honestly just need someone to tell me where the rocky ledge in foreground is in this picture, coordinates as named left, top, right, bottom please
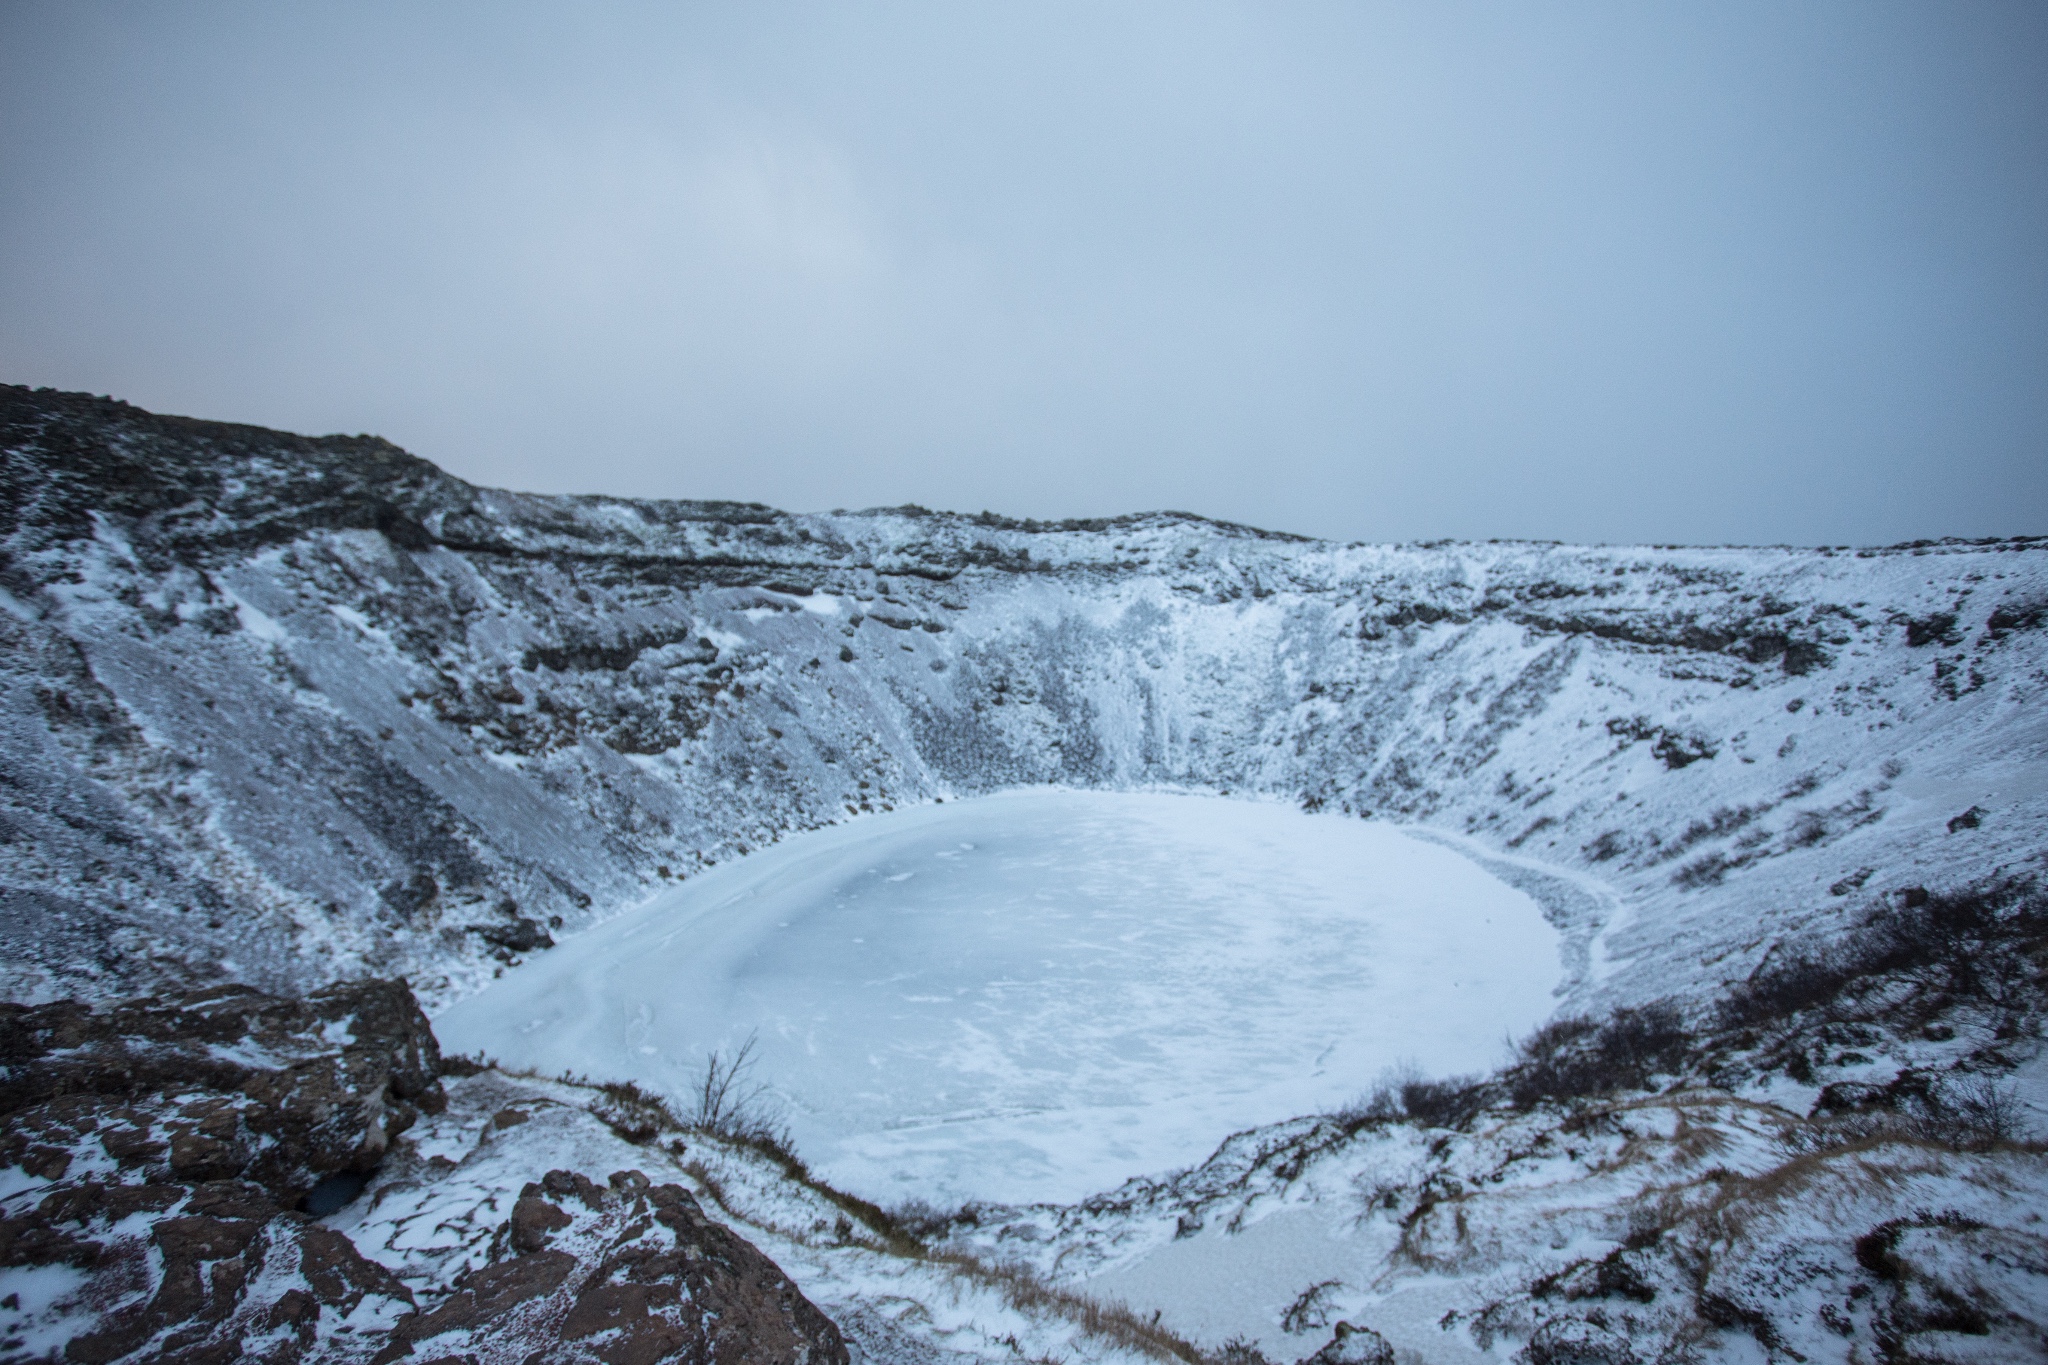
left=0, top=980, right=848, bottom=1365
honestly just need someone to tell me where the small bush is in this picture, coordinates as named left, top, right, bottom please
left=1399, top=1076, right=1491, bottom=1129
left=1334, top=1065, right=1492, bottom=1131
left=1651, top=729, right=1717, bottom=770
left=1983, top=598, right=2046, bottom=642
left=1719, top=875, right=2047, bottom=1031
left=1809, top=1070, right=2034, bottom=1152
left=1281, top=1280, right=1344, bottom=1334
left=687, top=1032, right=796, bottom=1151
left=890, top=1197, right=982, bottom=1241
left=1672, top=853, right=1731, bottom=889
left=1937, top=1074, right=2031, bottom=1147
left=590, top=1078, right=682, bottom=1144
left=1902, top=611, right=1960, bottom=648
left=1583, top=830, right=1628, bottom=863
left=1508, top=1003, right=1689, bottom=1109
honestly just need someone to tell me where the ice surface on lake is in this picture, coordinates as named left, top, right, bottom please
left=437, top=790, right=1561, bottom=1205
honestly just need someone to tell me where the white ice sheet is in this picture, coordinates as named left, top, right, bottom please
left=437, top=790, right=1561, bottom=1205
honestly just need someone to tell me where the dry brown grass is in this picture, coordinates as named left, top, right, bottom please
left=923, top=1249, right=1207, bottom=1364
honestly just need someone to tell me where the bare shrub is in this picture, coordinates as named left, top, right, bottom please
left=1582, top=830, right=1628, bottom=863
left=1719, top=874, right=2047, bottom=1031
left=1937, top=1074, right=2032, bottom=1147
left=1672, top=852, right=1731, bottom=889
left=889, top=1197, right=984, bottom=1241
left=1801, top=1068, right=2037, bottom=1154
left=1282, top=1279, right=1344, bottom=1334
left=1335, top=1064, right=1417, bottom=1129
left=1507, top=1003, right=1689, bottom=1109
left=1399, top=1075, right=1491, bottom=1129
left=689, top=1033, right=776, bottom=1136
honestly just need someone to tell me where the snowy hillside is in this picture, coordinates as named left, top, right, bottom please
left=4, top=384, right=2046, bottom=1362
left=4, top=384, right=2042, bottom=1017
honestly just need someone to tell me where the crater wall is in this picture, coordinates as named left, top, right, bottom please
left=4, top=384, right=2044, bottom=1015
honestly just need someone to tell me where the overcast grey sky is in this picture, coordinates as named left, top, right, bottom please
left=2, top=3, right=2043, bottom=545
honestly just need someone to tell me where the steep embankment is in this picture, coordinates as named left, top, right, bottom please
left=2, top=384, right=2044, bottom=1018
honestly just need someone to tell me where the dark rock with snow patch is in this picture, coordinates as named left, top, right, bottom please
left=0, top=982, right=847, bottom=1365
left=0, top=978, right=444, bottom=1203
left=385, top=1167, right=849, bottom=1365
left=0, top=1177, right=415, bottom=1363
left=0, top=981, right=441, bottom=1360
left=0, top=984, right=846, bottom=1364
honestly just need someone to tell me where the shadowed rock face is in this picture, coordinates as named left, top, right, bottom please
left=0, top=982, right=847, bottom=1364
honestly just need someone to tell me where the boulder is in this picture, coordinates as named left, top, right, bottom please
left=0, top=981, right=438, bottom=1360
left=0, top=978, right=445, bottom=1203
left=382, top=1167, right=850, bottom=1365
left=1, top=1177, right=415, bottom=1363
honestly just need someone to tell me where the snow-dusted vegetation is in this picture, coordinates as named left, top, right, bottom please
left=3, top=385, right=2045, bottom=1362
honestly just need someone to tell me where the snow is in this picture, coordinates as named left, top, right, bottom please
left=335, top=1069, right=1176, bottom=1365
left=9, top=393, right=2048, bottom=1360
left=0, top=1261, right=94, bottom=1361
left=438, top=789, right=1562, bottom=1205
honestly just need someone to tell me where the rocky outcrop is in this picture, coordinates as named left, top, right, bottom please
left=0, top=980, right=438, bottom=1360
left=0, top=983, right=847, bottom=1364
left=0, top=979, right=444, bottom=1204
left=1, top=1177, right=416, bottom=1363
left=383, top=1168, right=849, bottom=1365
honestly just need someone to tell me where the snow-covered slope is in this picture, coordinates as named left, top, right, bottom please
left=4, top=384, right=2047, bottom=1362
left=4, top=384, right=2042, bottom=1017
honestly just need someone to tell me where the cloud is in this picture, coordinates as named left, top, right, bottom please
left=1, top=1, right=2043, bottom=544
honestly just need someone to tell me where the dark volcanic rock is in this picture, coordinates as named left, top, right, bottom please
left=384, top=1167, right=849, bottom=1365
left=1, top=1177, right=415, bottom=1364
left=0, top=981, right=436, bottom=1361
left=0, top=978, right=444, bottom=1203
left=0, top=983, right=848, bottom=1364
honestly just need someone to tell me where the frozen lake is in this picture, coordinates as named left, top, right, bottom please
left=437, top=790, right=1561, bottom=1205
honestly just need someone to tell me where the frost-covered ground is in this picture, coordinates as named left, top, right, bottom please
left=330, top=1066, right=1195, bottom=1365
left=5, top=387, right=2047, bottom=1361
left=437, top=790, right=1561, bottom=1205
left=316, top=1039, right=2048, bottom=1365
